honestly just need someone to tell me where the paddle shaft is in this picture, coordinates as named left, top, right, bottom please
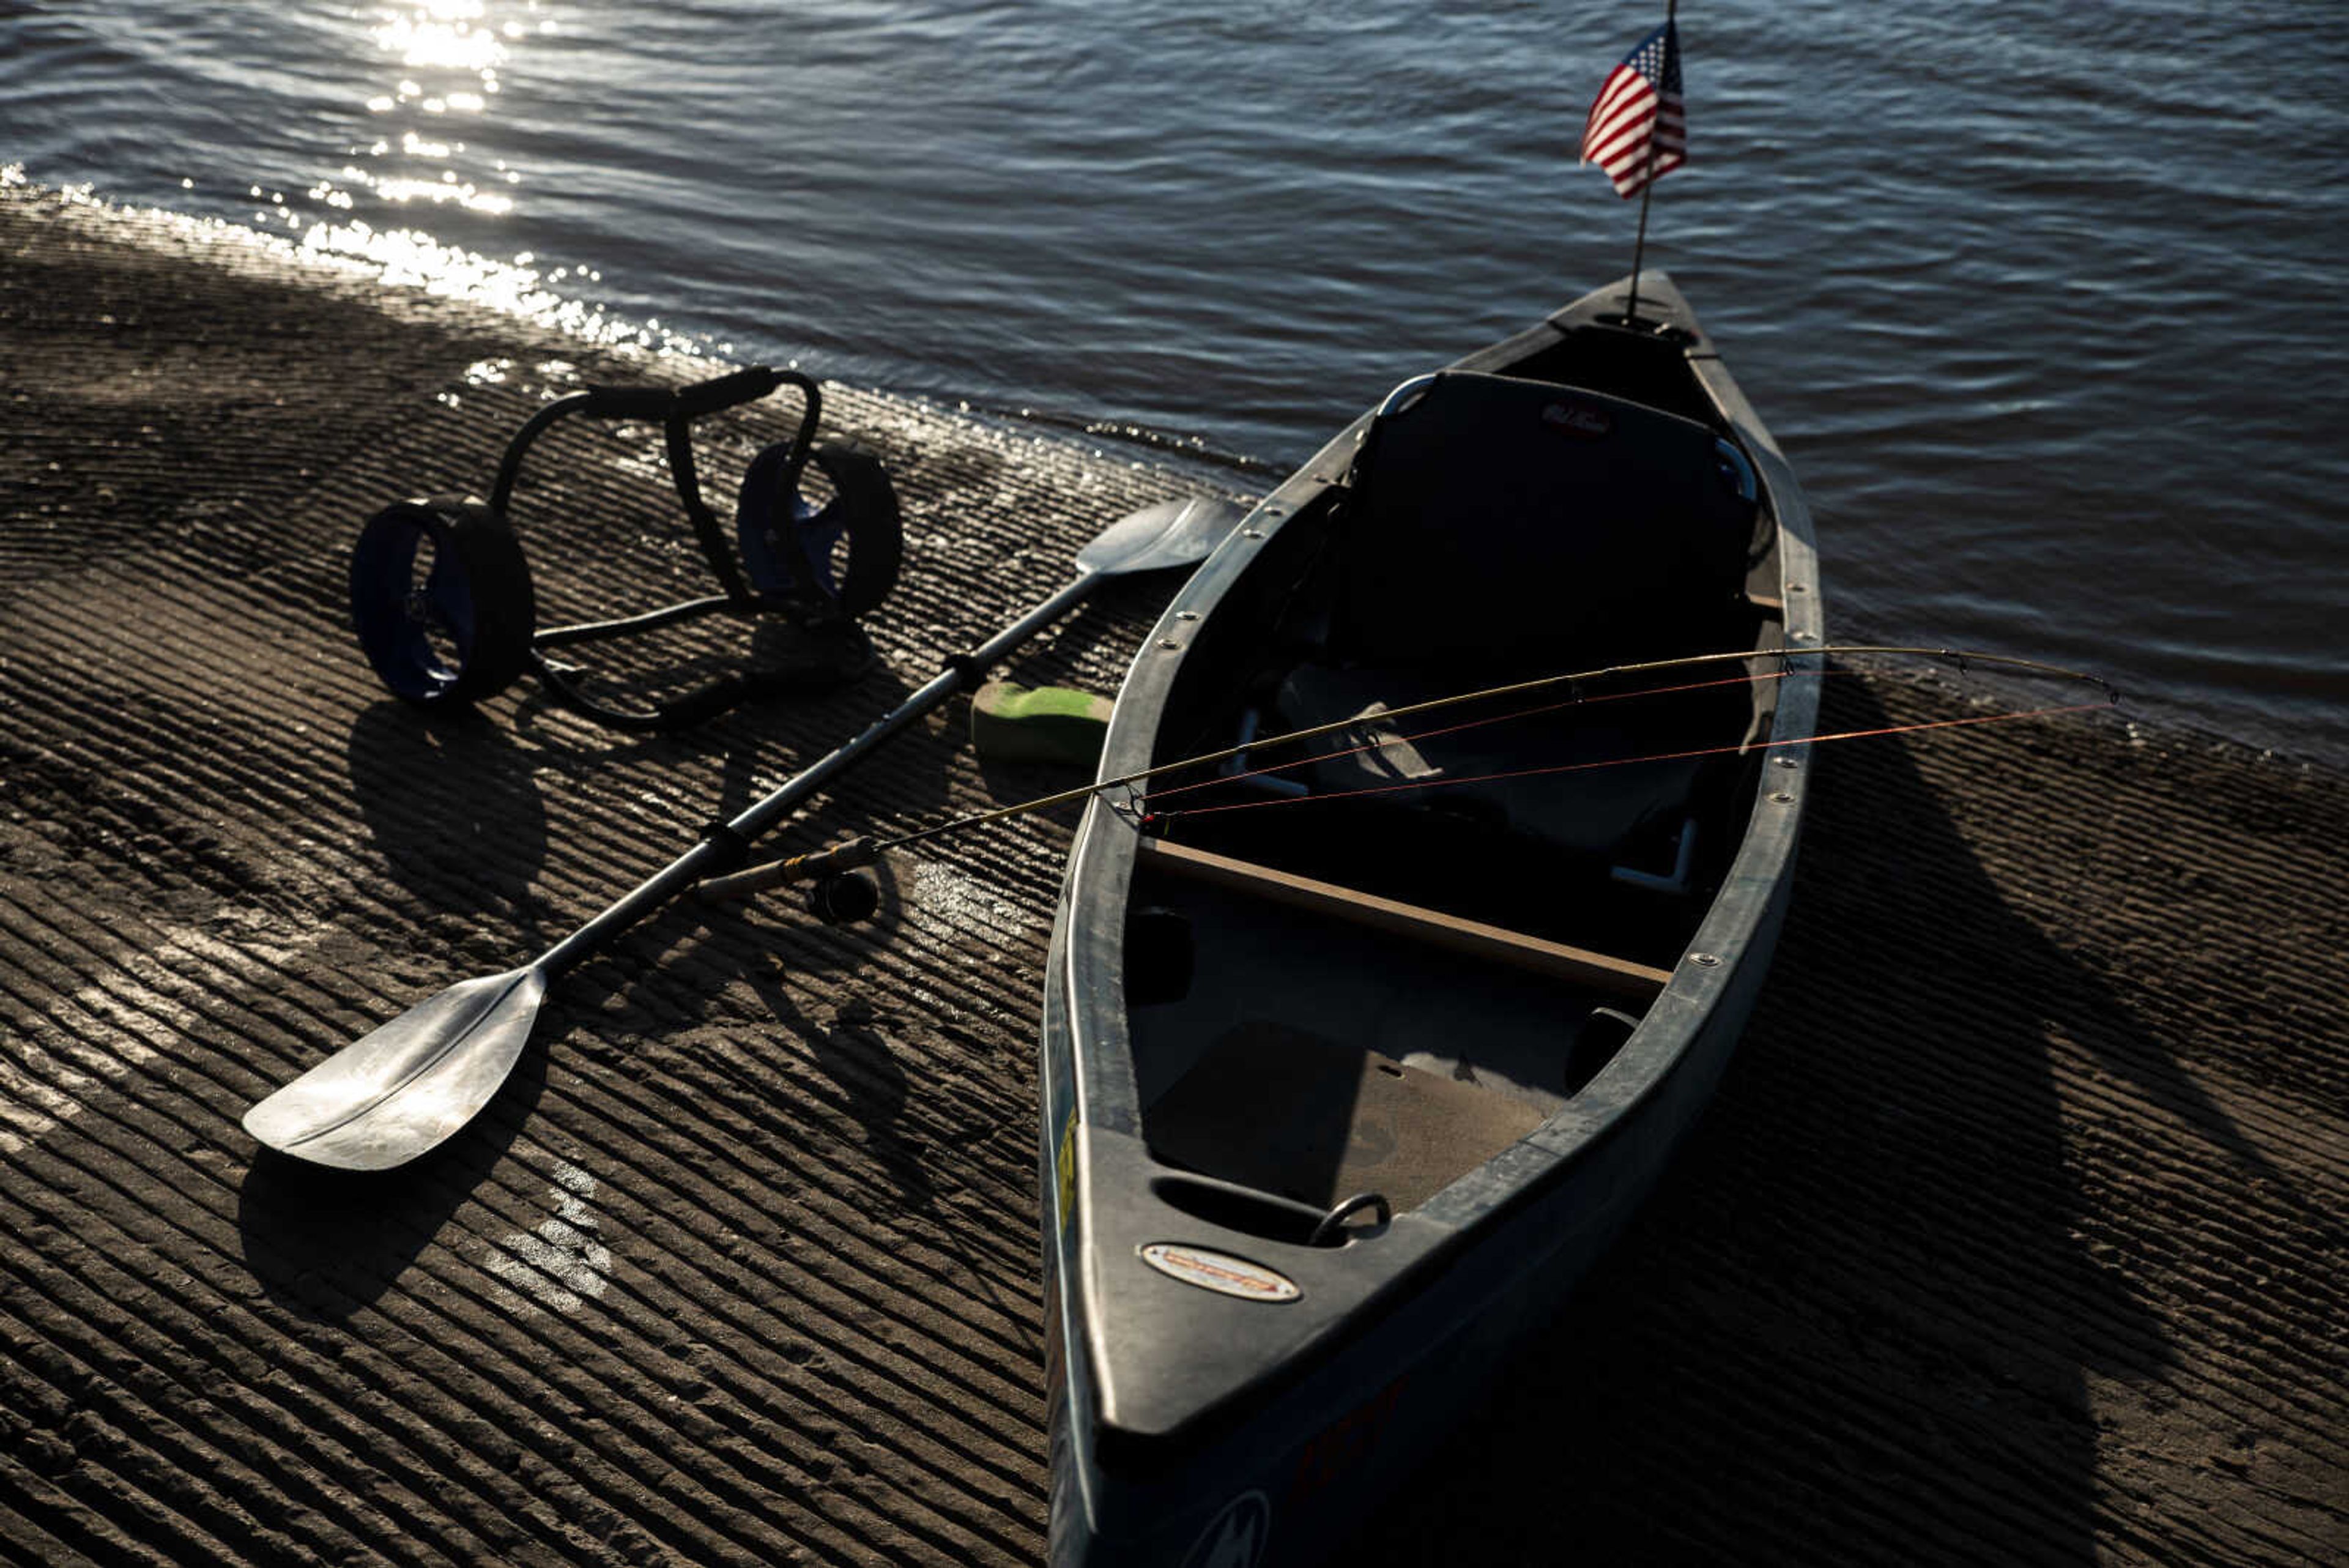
left=533, top=568, right=1105, bottom=976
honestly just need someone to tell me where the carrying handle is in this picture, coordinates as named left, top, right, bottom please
left=673, top=365, right=790, bottom=418
left=1308, top=1191, right=1393, bottom=1247
left=577, top=365, right=796, bottom=422
left=488, top=366, right=820, bottom=525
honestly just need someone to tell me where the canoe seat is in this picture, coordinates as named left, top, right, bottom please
left=1266, top=661, right=1757, bottom=869
left=1263, top=374, right=1762, bottom=870
left=1332, top=371, right=1757, bottom=672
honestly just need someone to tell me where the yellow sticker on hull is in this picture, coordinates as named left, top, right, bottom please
left=1055, top=1109, right=1077, bottom=1235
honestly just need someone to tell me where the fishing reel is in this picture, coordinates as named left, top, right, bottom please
left=349, top=365, right=902, bottom=732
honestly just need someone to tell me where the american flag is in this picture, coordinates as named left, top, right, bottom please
left=1580, top=21, right=1685, bottom=199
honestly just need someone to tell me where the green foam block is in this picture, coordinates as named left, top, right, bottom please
left=970, top=680, right=1113, bottom=769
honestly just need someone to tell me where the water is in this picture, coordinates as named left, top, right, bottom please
left=7, top=0, right=2345, bottom=760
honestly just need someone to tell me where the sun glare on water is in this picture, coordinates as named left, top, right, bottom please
left=318, top=1, right=525, bottom=217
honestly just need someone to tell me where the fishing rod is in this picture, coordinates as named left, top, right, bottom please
left=692, top=643, right=2122, bottom=901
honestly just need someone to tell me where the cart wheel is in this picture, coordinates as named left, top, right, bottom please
left=350, top=497, right=537, bottom=707
left=736, top=440, right=902, bottom=618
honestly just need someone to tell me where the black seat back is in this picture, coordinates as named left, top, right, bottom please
left=1334, top=372, right=1756, bottom=670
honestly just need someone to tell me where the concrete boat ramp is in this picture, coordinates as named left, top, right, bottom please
left=2, top=186, right=2341, bottom=1565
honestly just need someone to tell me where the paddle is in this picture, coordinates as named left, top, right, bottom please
left=242, top=494, right=1247, bottom=1172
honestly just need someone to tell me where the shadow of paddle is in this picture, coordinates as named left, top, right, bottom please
left=233, top=1035, right=548, bottom=1324
left=551, top=804, right=942, bottom=1217
left=1336, top=674, right=2183, bottom=1566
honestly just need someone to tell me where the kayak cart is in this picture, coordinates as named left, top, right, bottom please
left=349, top=365, right=901, bottom=732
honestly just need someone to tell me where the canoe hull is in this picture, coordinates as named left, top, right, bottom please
left=1041, top=271, right=1823, bottom=1567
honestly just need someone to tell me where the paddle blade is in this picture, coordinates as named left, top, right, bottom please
left=1074, top=496, right=1246, bottom=576
left=242, top=965, right=547, bottom=1171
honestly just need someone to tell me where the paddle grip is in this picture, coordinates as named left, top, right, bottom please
left=694, top=834, right=877, bottom=902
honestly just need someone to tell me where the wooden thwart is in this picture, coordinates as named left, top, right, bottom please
left=1134, top=837, right=1672, bottom=999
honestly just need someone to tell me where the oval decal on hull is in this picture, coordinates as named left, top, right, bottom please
left=1138, top=1243, right=1301, bottom=1303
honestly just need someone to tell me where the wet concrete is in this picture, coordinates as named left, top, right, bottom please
left=2, top=185, right=2342, bottom=1566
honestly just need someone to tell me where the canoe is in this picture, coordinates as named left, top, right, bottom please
left=1037, top=271, right=1822, bottom=1567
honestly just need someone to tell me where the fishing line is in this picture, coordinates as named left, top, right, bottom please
left=1141, top=699, right=2115, bottom=825
left=692, top=644, right=2121, bottom=901
left=878, top=645, right=2113, bottom=850
left=872, top=657, right=1813, bottom=853
left=1143, top=664, right=1857, bottom=805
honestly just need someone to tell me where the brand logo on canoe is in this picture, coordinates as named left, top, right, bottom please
left=1181, top=1490, right=1272, bottom=1568
left=1543, top=400, right=1612, bottom=438
left=1138, top=1243, right=1301, bottom=1303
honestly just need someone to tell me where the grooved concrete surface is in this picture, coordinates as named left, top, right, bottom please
left=2, top=187, right=2342, bottom=1566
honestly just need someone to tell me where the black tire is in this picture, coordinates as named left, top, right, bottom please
left=807, top=441, right=902, bottom=619
left=735, top=440, right=903, bottom=618
left=349, top=497, right=537, bottom=707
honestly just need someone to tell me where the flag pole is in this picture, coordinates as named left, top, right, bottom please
left=1621, top=0, right=1677, bottom=327
left=1624, top=179, right=1657, bottom=325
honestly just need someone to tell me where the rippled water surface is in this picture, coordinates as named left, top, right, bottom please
left=7, top=0, right=2345, bottom=757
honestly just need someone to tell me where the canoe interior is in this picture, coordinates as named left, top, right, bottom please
left=1121, top=320, right=1790, bottom=1227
